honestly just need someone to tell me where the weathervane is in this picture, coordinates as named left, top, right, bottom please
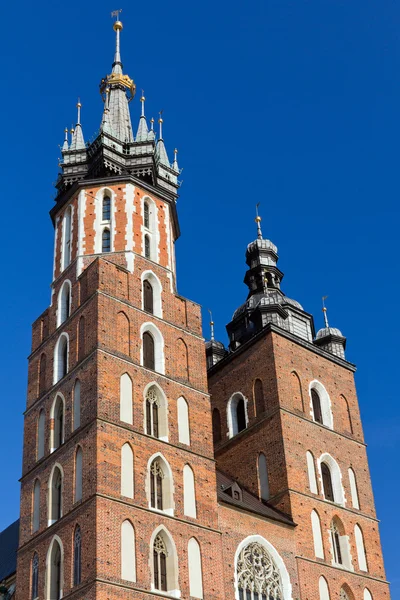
left=322, top=296, right=329, bottom=328
left=111, top=8, right=122, bottom=20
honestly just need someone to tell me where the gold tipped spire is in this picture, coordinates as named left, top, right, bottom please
left=322, top=296, right=329, bottom=328
left=158, top=111, right=164, bottom=138
left=111, top=9, right=123, bottom=30
left=208, top=309, right=215, bottom=341
left=255, top=203, right=263, bottom=240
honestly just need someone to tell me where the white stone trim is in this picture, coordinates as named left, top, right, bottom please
left=56, top=280, right=72, bottom=327
left=309, top=379, right=334, bottom=429
left=52, top=216, right=60, bottom=288
left=76, top=189, right=86, bottom=277
left=149, top=525, right=180, bottom=598
left=141, top=195, right=160, bottom=263
left=143, top=381, right=169, bottom=441
left=234, top=535, right=293, bottom=600
left=47, top=463, right=64, bottom=526
left=141, top=270, right=163, bottom=318
left=348, top=467, right=360, bottom=509
left=306, top=450, right=318, bottom=494
left=311, top=509, right=324, bottom=559
left=146, top=452, right=175, bottom=516
left=140, top=321, right=165, bottom=374
left=45, top=535, right=64, bottom=599
left=53, top=332, right=69, bottom=384
left=93, top=187, right=116, bottom=254
left=317, top=452, right=346, bottom=506
left=49, top=392, right=66, bottom=452
left=227, top=392, right=249, bottom=438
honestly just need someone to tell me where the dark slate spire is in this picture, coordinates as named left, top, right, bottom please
left=314, top=298, right=346, bottom=359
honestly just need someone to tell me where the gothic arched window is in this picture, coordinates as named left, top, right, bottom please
left=143, top=280, right=154, bottom=313
left=73, top=526, right=82, bottom=586
left=102, top=195, right=111, bottom=221
left=63, top=207, right=72, bottom=270
left=31, top=552, right=39, bottom=599
left=153, top=534, right=168, bottom=592
left=236, top=542, right=284, bottom=600
left=143, top=331, right=155, bottom=370
left=144, top=201, right=150, bottom=229
left=145, top=234, right=151, bottom=259
left=330, top=521, right=343, bottom=565
left=49, top=466, right=63, bottom=525
left=321, top=462, right=334, bottom=502
left=237, top=398, right=246, bottom=433
left=48, top=538, right=62, bottom=599
left=146, top=387, right=159, bottom=437
left=102, top=228, right=111, bottom=253
left=33, top=479, right=40, bottom=533
left=54, top=334, right=69, bottom=384
left=311, top=389, right=323, bottom=424
left=58, top=280, right=71, bottom=326
left=37, top=409, right=45, bottom=460
left=51, top=395, right=64, bottom=451
left=150, top=460, right=164, bottom=510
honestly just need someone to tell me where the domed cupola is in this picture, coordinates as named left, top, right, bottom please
left=205, top=313, right=227, bottom=369
left=314, top=299, right=346, bottom=359
left=227, top=210, right=314, bottom=350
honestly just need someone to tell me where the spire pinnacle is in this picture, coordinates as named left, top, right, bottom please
left=173, top=148, right=179, bottom=172
left=208, top=309, right=215, bottom=341
left=111, top=10, right=123, bottom=69
left=70, top=99, right=85, bottom=151
left=150, top=118, right=154, bottom=131
left=136, top=91, right=149, bottom=142
left=76, top=99, right=82, bottom=125
left=322, top=296, right=329, bottom=328
left=255, top=203, right=263, bottom=240
left=62, top=127, right=69, bottom=151
left=141, top=91, right=145, bottom=116
left=158, top=111, right=164, bottom=139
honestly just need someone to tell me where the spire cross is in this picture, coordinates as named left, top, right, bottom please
left=208, top=309, right=215, bottom=341
left=322, top=296, right=329, bottom=328
left=255, top=203, right=263, bottom=240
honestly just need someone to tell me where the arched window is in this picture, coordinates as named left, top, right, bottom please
left=188, top=538, right=203, bottom=599
left=144, top=384, right=168, bottom=440
left=49, top=466, right=63, bottom=525
left=340, top=394, right=353, bottom=434
left=51, top=395, right=64, bottom=452
left=236, top=541, right=285, bottom=600
left=37, top=409, right=45, bottom=460
left=121, top=520, right=136, bottom=582
left=144, top=201, right=150, bottom=229
left=57, top=281, right=71, bottom=326
left=212, top=408, right=222, bottom=444
left=31, top=552, right=39, bottom=599
left=176, top=338, right=189, bottom=381
left=340, top=585, right=355, bottom=600
left=141, top=324, right=165, bottom=373
left=121, top=443, right=134, bottom=499
left=319, top=576, right=330, bottom=600
left=75, top=447, right=83, bottom=502
left=364, top=589, right=373, bottom=600
left=143, top=279, right=154, bottom=313
left=53, top=334, right=69, bottom=384
left=63, top=207, right=72, bottom=270
left=78, top=315, right=85, bottom=361
left=102, top=195, right=111, bottom=221
left=120, top=373, right=133, bottom=424
left=177, top=397, right=190, bottom=445
left=102, top=228, right=111, bottom=252
left=73, top=526, right=81, bottom=586
left=145, top=234, right=151, bottom=259
left=354, top=524, right=368, bottom=571
left=330, top=517, right=352, bottom=569
left=33, top=479, right=40, bottom=533
left=39, top=353, right=47, bottom=396
left=348, top=468, right=360, bottom=509
left=151, top=530, right=179, bottom=594
left=290, top=371, right=304, bottom=412
left=258, top=453, right=269, bottom=501
left=321, top=462, right=334, bottom=502
left=331, top=520, right=343, bottom=564
left=143, top=331, right=155, bottom=370
left=149, top=455, right=173, bottom=514
left=73, top=380, right=81, bottom=431
left=306, top=451, right=318, bottom=494
left=117, top=311, right=130, bottom=356
left=228, top=393, right=247, bottom=437
left=183, top=464, right=196, bottom=518
left=310, top=381, right=333, bottom=429
left=311, top=389, right=323, bottom=424
left=153, top=534, right=168, bottom=592
left=46, top=538, right=63, bottom=599
left=311, top=510, right=324, bottom=559
left=253, top=378, right=264, bottom=416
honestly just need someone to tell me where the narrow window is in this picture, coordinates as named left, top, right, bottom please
left=145, top=387, right=160, bottom=437
left=183, top=464, right=197, bottom=518
left=78, top=315, right=85, bottom=361
left=212, top=408, right=221, bottom=444
left=39, top=353, right=47, bottom=396
left=253, top=378, right=264, bottom=416
left=102, top=228, right=111, bottom=252
left=364, top=589, right=373, bottom=600
left=312, top=389, right=323, bottom=424
left=120, top=373, right=133, bottom=425
left=37, top=409, right=45, bottom=460
left=73, top=380, right=81, bottom=431
left=49, top=467, right=63, bottom=524
left=102, top=195, right=111, bottom=221
left=355, top=524, right=368, bottom=571
left=144, top=201, right=150, bottom=229
left=311, top=510, right=324, bottom=558
left=306, top=451, right=318, bottom=494
left=330, top=521, right=343, bottom=564
left=236, top=398, right=246, bottom=432
left=143, top=280, right=154, bottom=313
left=143, top=331, right=155, bottom=370
left=48, top=539, right=62, bottom=599
left=63, top=207, right=72, bottom=269
left=150, top=460, right=164, bottom=510
left=153, top=535, right=168, bottom=592
left=33, top=480, right=40, bottom=533
left=121, top=443, right=134, bottom=498
left=177, top=397, right=190, bottom=445
left=54, top=334, right=69, bottom=383
left=31, top=552, right=39, bottom=599
left=145, top=234, right=151, bottom=259
left=75, top=447, right=83, bottom=502
left=321, top=462, right=334, bottom=502
left=188, top=538, right=203, bottom=599
left=258, top=453, right=269, bottom=500
left=73, top=526, right=81, bottom=586
left=52, top=396, right=64, bottom=451
left=58, top=281, right=71, bottom=326
left=319, top=576, right=330, bottom=600
left=121, top=520, right=136, bottom=582
left=348, top=467, right=360, bottom=509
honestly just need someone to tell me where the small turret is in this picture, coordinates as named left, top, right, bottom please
left=205, top=311, right=227, bottom=369
left=314, top=297, right=346, bottom=359
left=70, top=101, right=85, bottom=151
left=136, top=92, right=149, bottom=142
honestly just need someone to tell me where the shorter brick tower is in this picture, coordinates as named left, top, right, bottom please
left=207, top=217, right=391, bottom=600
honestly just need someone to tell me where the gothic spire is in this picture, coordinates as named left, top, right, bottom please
left=156, top=113, right=170, bottom=167
left=99, top=18, right=135, bottom=142
left=70, top=101, right=85, bottom=151
left=136, top=92, right=149, bottom=142
left=62, top=128, right=69, bottom=151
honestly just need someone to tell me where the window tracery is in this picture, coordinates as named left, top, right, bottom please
left=153, top=534, right=168, bottom=591
left=146, top=387, right=159, bottom=437
left=237, top=542, right=283, bottom=600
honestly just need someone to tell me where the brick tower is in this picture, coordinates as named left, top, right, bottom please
left=207, top=217, right=391, bottom=600
left=16, top=18, right=223, bottom=600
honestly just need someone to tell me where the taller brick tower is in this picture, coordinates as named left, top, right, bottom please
left=16, top=19, right=223, bottom=600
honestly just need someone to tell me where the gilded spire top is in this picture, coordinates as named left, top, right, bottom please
left=208, top=309, right=215, bottom=341
left=255, top=203, right=263, bottom=240
left=322, top=296, right=329, bottom=328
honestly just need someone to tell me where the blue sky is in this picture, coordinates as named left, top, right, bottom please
left=0, top=0, right=399, bottom=594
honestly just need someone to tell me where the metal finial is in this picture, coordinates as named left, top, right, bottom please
left=322, top=296, right=329, bottom=328
left=76, top=99, right=82, bottom=125
left=150, top=117, right=154, bottom=131
left=111, top=9, right=123, bottom=30
left=140, top=90, right=145, bottom=117
left=64, top=127, right=68, bottom=141
left=158, top=111, right=164, bottom=139
left=208, top=309, right=215, bottom=341
left=255, top=203, right=263, bottom=240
